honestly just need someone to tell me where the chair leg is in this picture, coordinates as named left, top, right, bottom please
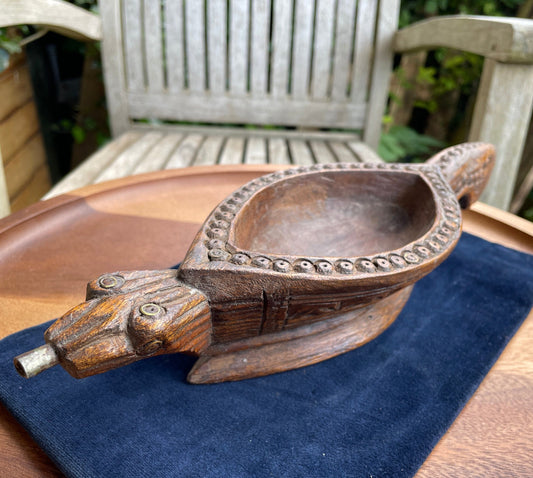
left=469, top=59, right=533, bottom=210
left=510, top=164, right=533, bottom=214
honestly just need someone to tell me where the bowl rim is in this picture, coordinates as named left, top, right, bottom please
left=183, top=162, right=463, bottom=279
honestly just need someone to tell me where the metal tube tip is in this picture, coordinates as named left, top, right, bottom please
left=14, top=344, right=59, bottom=378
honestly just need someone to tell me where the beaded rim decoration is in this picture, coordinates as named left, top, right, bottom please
left=201, top=160, right=462, bottom=277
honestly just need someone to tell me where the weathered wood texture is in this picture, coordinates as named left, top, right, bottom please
left=395, top=15, right=533, bottom=210
left=0, top=55, right=51, bottom=214
left=395, top=16, right=533, bottom=63
left=1, top=1, right=532, bottom=218
left=43, top=132, right=378, bottom=199
left=0, top=166, right=531, bottom=477
left=0, top=0, right=101, bottom=42
left=100, top=0, right=399, bottom=144
left=470, top=60, right=533, bottom=208
left=510, top=106, right=533, bottom=213
left=512, top=162, right=533, bottom=213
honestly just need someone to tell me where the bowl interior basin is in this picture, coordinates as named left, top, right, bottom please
left=232, top=170, right=437, bottom=257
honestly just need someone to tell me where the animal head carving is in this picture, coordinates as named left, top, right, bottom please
left=42, top=270, right=211, bottom=378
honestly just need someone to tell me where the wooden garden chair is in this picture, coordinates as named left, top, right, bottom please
left=1, top=0, right=532, bottom=219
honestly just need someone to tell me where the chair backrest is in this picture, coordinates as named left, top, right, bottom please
left=100, top=0, right=400, bottom=148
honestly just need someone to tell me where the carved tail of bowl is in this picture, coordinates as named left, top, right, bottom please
left=427, top=142, right=495, bottom=208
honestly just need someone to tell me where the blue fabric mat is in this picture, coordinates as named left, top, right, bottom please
left=0, top=233, right=532, bottom=478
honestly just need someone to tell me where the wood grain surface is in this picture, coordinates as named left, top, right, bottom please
left=0, top=55, right=51, bottom=213
left=0, top=165, right=531, bottom=477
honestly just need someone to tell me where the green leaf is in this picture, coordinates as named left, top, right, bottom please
left=425, top=0, right=438, bottom=14
left=378, top=133, right=407, bottom=162
left=416, top=67, right=437, bottom=85
left=71, top=125, right=86, bottom=144
left=379, top=125, right=445, bottom=163
left=60, top=119, right=73, bottom=130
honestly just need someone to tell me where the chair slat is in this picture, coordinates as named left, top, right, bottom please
left=132, top=133, right=184, bottom=174
left=94, top=132, right=164, bottom=182
left=219, top=137, right=246, bottom=164
left=207, top=0, right=226, bottom=93
left=164, top=0, right=184, bottom=93
left=311, top=0, right=335, bottom=99
left=244, top=137, right=267, bottom=164
left=351, top=0, right=378, bottom=103
left=309, top=140, right=336, bottom=163
left=229, top=0, right=250, bottom=95
left=100, top=0, right=129, bottom=135
left=328, top=141, right=359, bottom=163
left=143, top=0, right=164, bottom=92
left=45, top=132, right=143, bottom=198
left=192, top=136, right=225, bottom=166
left=330, top=0, right=357, bottom=100
left=291, top=0, right=314, bottom=99
left=268, top=138, right=290, bottom=164
left=270, top=0, right=293, bottom=99
left=184, top=0, right=205, bottom=92
left=128, top=92, right=366, bottom=129
left=122, top=0, right=144, bottom=91
left=250, top=0, right=271, bottom=96
left=100, top=0, right=398, bottom=147
left=288, top=139, right=314, bottom=165
left=165, top=134, right=203, bottom=168
left=364, top=0, right=400, bottom=149
left=346, top=141, right=384, bottom=163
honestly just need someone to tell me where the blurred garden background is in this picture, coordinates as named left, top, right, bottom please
left=1, top=0, right=533, bottom=219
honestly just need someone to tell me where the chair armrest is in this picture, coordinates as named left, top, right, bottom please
left=0, top=0, right=101, bottom=42
left=395, top=15, right=533, bottom=63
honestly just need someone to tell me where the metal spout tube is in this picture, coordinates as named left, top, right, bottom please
left=14, top=344, right=59, bottom=378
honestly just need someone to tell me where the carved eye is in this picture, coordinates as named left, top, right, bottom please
left=315, top=261, right=333, bottom=275
left=273, top=259, right=291, bottom=272
left=252, top=257, right=271, bottom=269
left=231, top=253, right=250, bottom=265
left=129, top=304, right=166, bottom=355
left=98, top=274, right=124, bottom=289
left=294, top=260, right=314, bottom=273
left=336, top=260, right=353, bottom=274
left=139, top=303, right=162, bottom=316
left=374, top=258, right=392, bottom=271
left=356, top=259, right=376, bottom=273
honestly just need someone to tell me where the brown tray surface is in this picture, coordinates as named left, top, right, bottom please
left=0, top=165, right=531, bottom=477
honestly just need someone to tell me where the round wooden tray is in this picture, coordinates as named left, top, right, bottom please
left=0, top=165, right=532, bottom=477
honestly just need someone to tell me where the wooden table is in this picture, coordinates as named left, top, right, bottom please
left=0, top=165, right=531, bottom=477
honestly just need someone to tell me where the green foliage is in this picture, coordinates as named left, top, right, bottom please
left=383, top=0, right=526, bottom=165
left=397, top=0, right=526, bottom=115
left=410, top=50, right=484, bottom=114
left=522, top=206, right=533, bottom=221
left=518, top=188, right=533, bottom=221
left=68, top=0, right=98, bottom=13
left=378, top=126, right=445, bottom=162
left=0, top=26, right=31, bottom=72
left=399, top=0, right=525, bottom=27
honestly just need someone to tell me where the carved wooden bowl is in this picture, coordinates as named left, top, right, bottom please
left=232, top=169, right=437, bottom=257
left=14, top=143, right=495, bottom=384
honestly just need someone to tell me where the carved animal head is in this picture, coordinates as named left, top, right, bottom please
left=43, top=270, right=211, bottom=378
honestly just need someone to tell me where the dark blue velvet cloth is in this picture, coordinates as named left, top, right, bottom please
left=0, top=233, right=532, bottom=478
